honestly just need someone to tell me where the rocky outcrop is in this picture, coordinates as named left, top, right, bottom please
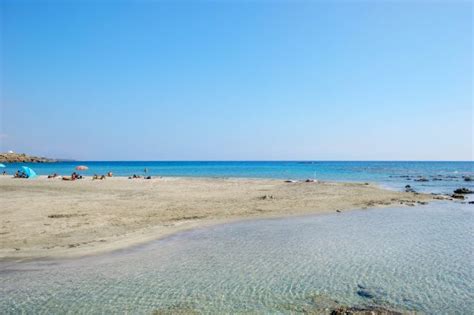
left=0, top=152, right=57, bottom=163
left=453, top=188, right=474, bottom=194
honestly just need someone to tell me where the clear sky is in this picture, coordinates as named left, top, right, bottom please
left=0, top=0, right=472, bottom=161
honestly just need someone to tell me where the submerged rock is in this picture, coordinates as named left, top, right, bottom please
left=451, top=194, right=465, bottom=200
left=330, top=306, right=403, bottom=315
left=356, top=289, right=375, bottom=299
left=414, top=178, right=429, bottom=182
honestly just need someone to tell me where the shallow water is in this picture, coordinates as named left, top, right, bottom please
left=1, top=202, right=473, bottom=314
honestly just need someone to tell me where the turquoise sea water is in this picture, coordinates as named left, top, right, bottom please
left=4, top=161, right=474, bottom=194
left=1, top=161, right=473, bottom=314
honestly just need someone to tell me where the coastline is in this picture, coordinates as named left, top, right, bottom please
left=0, top=176, right=438, bottom=261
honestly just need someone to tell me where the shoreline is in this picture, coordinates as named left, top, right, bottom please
left=0, top=176, right=439, bottom=261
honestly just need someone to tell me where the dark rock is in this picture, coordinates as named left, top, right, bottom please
left=451, top=194, right=465, bottom=200
left=404, top=185, right=416, bottom=193
left=356, top=289, right=374, bottom=299
left=463, top=176, right=472, bottom=182
left=414, top=178, right=429, bottom=182
left=453, top=188, right=474, bottom=194
left=330, top=306, right=403, bottom=315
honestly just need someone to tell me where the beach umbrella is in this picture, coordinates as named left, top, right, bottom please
left=0, top=163, right=5, bottom=168
left=21, top=166, right=37, bottom=179
left=76, top=165, right=88, bottom=171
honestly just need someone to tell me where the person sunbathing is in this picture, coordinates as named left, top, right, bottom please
left=48, top=173, right=58, bottom=178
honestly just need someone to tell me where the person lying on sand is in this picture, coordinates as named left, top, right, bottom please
left=48, top=173, right=58, bottom=178
left=128, top=174, right=142, bottom=179
left=92, top=174, right=106, bottom=180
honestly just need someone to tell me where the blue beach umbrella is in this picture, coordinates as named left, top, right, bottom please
left=21, top=166, right=37, bottom=179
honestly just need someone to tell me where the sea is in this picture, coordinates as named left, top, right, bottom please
left=4, top=160, right=474, bottom=194
left=1, top=161, right=473, bottom=314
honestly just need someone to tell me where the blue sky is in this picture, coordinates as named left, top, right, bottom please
left=1, top=0, right=472, bottom=161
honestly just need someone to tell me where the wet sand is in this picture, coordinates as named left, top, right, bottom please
left=0, top=176, right=436, bottom=260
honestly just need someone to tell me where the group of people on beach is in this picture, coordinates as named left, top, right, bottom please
left=13, top=170, right=28, bottom=178
left=129, top=174, right=152, bottom=179
left=5, top=168, right=154, bottom=180
left=60, top=172, right=84, bottom=181
left=60, top=172, right=113, bottom=181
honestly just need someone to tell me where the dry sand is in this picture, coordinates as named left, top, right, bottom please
left=0, top=176, right=437, bottom=260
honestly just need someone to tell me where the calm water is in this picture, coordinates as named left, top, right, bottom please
left=4, top=161, right=474, bottom=194
left=1, top=203, right=473, bottom=314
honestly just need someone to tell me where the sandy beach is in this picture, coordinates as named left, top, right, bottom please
left=0, top=176, right=437, bottom=260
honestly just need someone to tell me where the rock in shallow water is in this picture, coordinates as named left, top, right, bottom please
left=356, top=289, right=375, bottom=299
left=453, top=188, right=473, bottom=194
left=414, top=178, right=429, bottom=182
left=330, top=306, right=403, bottom=315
